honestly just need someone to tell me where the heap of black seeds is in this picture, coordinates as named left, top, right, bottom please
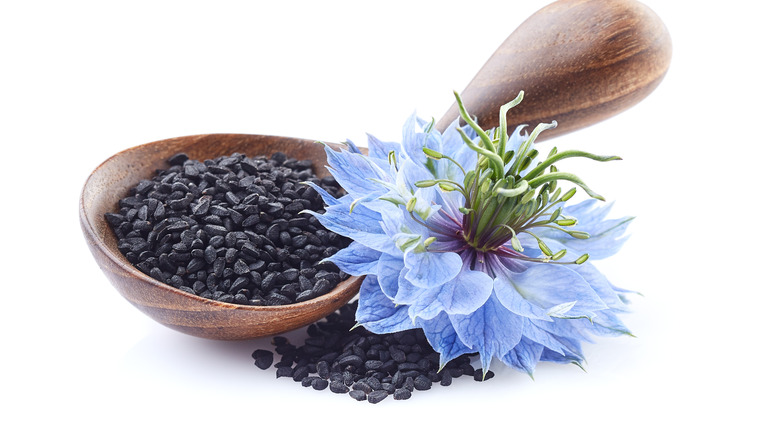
left=253, top=301, right=495, bottom=403
left=105, top=151, right=351, bottom=305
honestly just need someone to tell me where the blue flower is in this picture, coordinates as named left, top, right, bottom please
left=307, top=92, right=636, bottom=377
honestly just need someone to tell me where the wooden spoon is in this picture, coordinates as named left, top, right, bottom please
left=80, top=0, right=671, bottom=340
left=437, top=0, right=672, bottom=138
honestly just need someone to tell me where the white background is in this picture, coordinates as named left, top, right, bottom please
left=2, top=0, right=778, bottom=436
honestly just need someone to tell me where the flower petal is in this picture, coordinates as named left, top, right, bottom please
left=325, top=241, right=381, bottom=276
left=324, top=146, right=390, bottom=198
left=497, top=264, right=608, bottom=320
left=420, top=313, right=475, bottom=369
left=403, top=250, right=462, bottom=288
left=493, top=274, right=554, bottom=322
left=502, top=339, right=545, bottom=376
left=449, top=294, right=525, bottom=372
left=366, top=133, right=399, bottom=160
left=376, top=253, right=404, bottom=299
left=355, top=275, right=417, bottom=334
left=568, top=263, right=628, bottom=310
left=307, top=200, right=396, bottom=253
left=523, top=320, right=583, bottom=360
left=438, top=267, right=494, bottom=315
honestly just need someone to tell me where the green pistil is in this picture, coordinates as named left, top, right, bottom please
left=451, top=90, right=621, bottom=264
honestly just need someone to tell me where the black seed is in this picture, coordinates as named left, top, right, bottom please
left=252, top=350, right=274, bottom=369
left=366, top=390, right=388, bottom=404
left=440, top=370, right=453, bottom=386
left=276, top=366, right=294, bottom=378
left=329, top=381, right=349, bottom=394
left=474, top=370, right=495, bottom=381
left=311, top=378, right=328, bottom=391
left=349, top=390, right=367, bottom=401
left=413, top=375, right=432, bottom=391
left=292, top=366, right=309, bottom=382
left=233, top=259, right=250, bottom=275
left=338, top=355, right=363, bottom=369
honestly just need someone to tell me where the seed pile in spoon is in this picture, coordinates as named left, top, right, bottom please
left=253, top=301, right=494, bottom=403
left=105, top=151, right=351, bottom=305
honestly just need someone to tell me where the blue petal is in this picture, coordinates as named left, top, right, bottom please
left=325, top=241, right=381, bottom=276
left=437, top=267, right=494, bottom=314
left=495, top=264, right=608, bottom=320
left=395, top=265, right=492, bottom=321
left=568, top=263, right=628, bottom=310
left=449, top=294, right=525, bottom=372
left=502, top=339, right=545, bottom=375
left=324, top=146, right=390, bottom=198
left=547, top=200, right=634, bottom=260
left=376, top=253, right=404, bottom=299
left=540, top=348, right=583, bottom=366
left=523, top=320, right=583, bottom=360
left=308, top=200, right=396, bottom=253
left=344, top=139, right=362, bottom=154
left=302, top=181, right=338, bottom=206
left=420, top=313, right=475, bottom=369
left=572, top=310, right=633, bottom=337
left=355, top=275, right=417, bottom=334
left=493, top=274, right=554, bottom=322
left=366, top=133, right=399, bottom=161
left=403, top=250, right=462, bottom=288
left=401, top=113, right=442, bottom=167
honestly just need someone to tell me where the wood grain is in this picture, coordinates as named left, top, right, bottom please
left=436, top=0, right=672, bottom=139
left=80, top=134, right=362, bottom=340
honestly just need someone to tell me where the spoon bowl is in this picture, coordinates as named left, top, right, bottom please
left=80, top=134, right=363, bottom=340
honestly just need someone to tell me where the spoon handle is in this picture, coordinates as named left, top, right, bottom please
left=436, top=0, right=672, bottom=140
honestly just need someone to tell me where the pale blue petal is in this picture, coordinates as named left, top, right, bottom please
left=324, top=146, right=390, bottom=198
left=355, top=275, right=417, bottom=334
left=407, top=289, right=445, bottom=322
left=497, top=264, right=608, bottom=320
left=344, top=139, right=362, bottom=154
left=307, top=202, right=396, bottom=253
left=543, top=200, right=635, bottom=260
left=394, top=267, right=428, bottom=305
left=561, top=216, right=634, bottom=260
left=493, top=274, right=554, bottom=322
left=572, top=310, right=633, bottom=337
left=376, top=253, right=404, bottom=299
left=302, top=181, right=338, bottom=206
left=449, top=294, right=525, bottom=372
left=398, top=266, right=492, bottom=322
left=401, top=113, right=442, bottom=167
left=523, top=320, right=582, bottom=359
left=568, top=263, right=628, bottom=310
left=540, top=348, right=583, bottom=366
left=403, top=250, right=462, bottom=288
left=325, top=241, right=381, bottom=276
left=502, top=339, right=545, bottom=375
left=436, top=268, right=493, bottom=314
left=366, top=133, right=399, bottom=160
left=420, top=313, right=476, bottom=369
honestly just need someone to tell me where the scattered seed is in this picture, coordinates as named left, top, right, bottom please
left=252, top=301, right=492, bottom=403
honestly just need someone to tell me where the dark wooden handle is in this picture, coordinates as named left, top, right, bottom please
left=437, top=0, right=672, bottom=140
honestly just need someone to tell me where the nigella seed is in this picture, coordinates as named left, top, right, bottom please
left=349, top=390, right=367, bottom=401
left=366, top=390, right=388, bottom=404
left=329, top=381, right=349, bottom=394
left=475, top=370, right=495, bottom=381
left=393, top=388, right=412, bottom=400
left=252, top=350, right=274, bottom=369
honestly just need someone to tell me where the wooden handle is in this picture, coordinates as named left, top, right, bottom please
left=437, top=0, right=672, bottom=140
